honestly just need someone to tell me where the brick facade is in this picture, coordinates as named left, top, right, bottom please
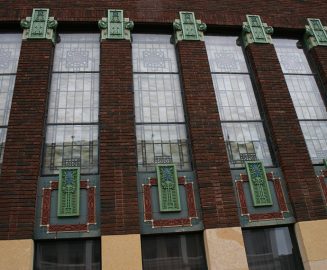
left=0, top=40, right=53, bottom=239
left=99, top=40, right=139, bottom=235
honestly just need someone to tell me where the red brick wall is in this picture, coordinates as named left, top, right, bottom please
left=1, top=1, right=327, bottom=29
left=245, top=43, right=327, bottom=221
left=99, top=40, right=139, bottom=235
left=177, top=41, right=240, bottom=228
left=0, top=40, right=53, bottom=240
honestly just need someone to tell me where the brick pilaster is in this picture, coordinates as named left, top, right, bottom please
left=0, top=40, right=54, bottom=239
left=177, top=41, right=240, bottom=228
left=99, top=40, right=139, bottom=235
left=245, top=43, right=327, bottom=221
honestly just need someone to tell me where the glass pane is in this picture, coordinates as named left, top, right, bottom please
left=274, top=39, right=311, bottom=74
left=205, top=36, right=248, bottom=73
left=0, top=33, right=21, bottom=74
left=0, top=75, right=15, bottom=125
left=212, top=74, right=261, bottom=121
left=132, top=34, right=178, bottom=73
left=136, top=124, right=191, bottom=171
left=53, top=34, right=100, bottom=72
left=48, top=73, right=99, bottom=123
left=0, top=128, right=7, bottom=169
left=300, top=121, right=327, bottom=164
left=243, top=227, right=303, bottom=270
left=134, top=74, right=184, bottom=123
left=35, top=239, right=101, bottom=270
left=43, top=125, right=98, bottom=174
left=142, top=234, right=207, bottom=270
left=222, top=122, right=273, bottom=168
left=284, top=75, right=327, bottom=120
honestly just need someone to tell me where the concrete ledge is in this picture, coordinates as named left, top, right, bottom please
left=204, top=227, right=249, bottom=270
left=295, top=219, right=327, bottom=270
left=0, top=239, right=34, bottom=270
left=101, top=234, right=142, bottom=270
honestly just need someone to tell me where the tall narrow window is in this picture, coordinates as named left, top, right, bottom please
left=0, top=34, right=21, bottom=172
left=205, top=36, right=273, bottom=168
left=43, top=34, right=99, bottom=175
left=132, top=34, right=191, bottom=171
left=275, top=39, right=327, bottom=164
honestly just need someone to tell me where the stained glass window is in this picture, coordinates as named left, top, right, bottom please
left=133, top=34, right=191, bottom=171
left=0, top=34, right=21, bottom=172
left=42, top=34, right=99, bottom=175
left=275, top=39, right=327, bottom=164
left=205, top=36, right=273, bottom=168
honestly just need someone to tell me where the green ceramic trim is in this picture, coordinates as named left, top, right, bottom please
left=98, top=9, right=134, bottom=41
left=242, top=15, right=273, bottom=47
left=156, top=164, right=181, bottom=212
left=173, top=11, right=206, bottom=44
left=245, top=161, right=273, bottom=207
left=57, top=167, right=80, bottom=217
left=20, top=8, right=57, bottom=43
left=304, top=18, right=327, bottom=50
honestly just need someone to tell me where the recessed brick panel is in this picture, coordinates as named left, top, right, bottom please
left=245, top=43, right=327, bottom=221
left=99, top=40, right=139, bottom=235
left=0, top=40, right=53, bottom=240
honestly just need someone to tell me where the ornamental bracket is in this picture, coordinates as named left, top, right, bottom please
left=98, top=9, right=134, bottom=41
left=304, top=18, right=327, bottom=50
left=20, top=8, right=58, bottom=44
left=241, top=15, right=273, bottom=47
left=173, top=11, right=207, bottom=44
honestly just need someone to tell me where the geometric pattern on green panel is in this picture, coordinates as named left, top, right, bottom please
left=304, top=18, right=327, bottom=50
left=245, top=161, right=273, bottom=207
left=98, top=9, right=134, bottom=41
left=173, top=11, right=207, bottom=44
left=242, top=15, right=273, bottom=47
left=156, top=164, right=181, bottom=212
left=20, top=8, right=58, bottom=43
left=57, top=167, right=80, bottom=217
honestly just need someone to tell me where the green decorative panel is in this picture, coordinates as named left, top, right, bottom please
left=245, top=161, right=273, bottom=207
left=242, top=15, right=273, bottom=47
left=173, top=11, right=206, bottom=44
left=304, top=18, right=327, bottom=50
left=156, top=164, right=181, bottom=212
left=98, top=9, right=134, bottom=41
left=20, top=8, right=57, bottom=43
left=324, top=159, right=327, bottom=168
left=58, top=167, right=80, bottom=217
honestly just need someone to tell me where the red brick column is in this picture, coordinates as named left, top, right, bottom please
left=308, top=46, right=327, bottom=101
left=245, top=43, right=327, bottom=221
left=177, top=41, right=239, bottom=228
left=99, top=40, right=139, bottom=235
left=0, top=40, right=54, bottom=239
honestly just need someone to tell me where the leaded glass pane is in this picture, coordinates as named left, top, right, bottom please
left=48, top=73, right=99, bottom=123
left=53, top=34, right=100, bottom=72
left=134, top=74, right=184, bottom=123
left=0, top=128, right=7, bottom=168
left=136, top=124, right=191, bottom=171
left=222, top=122, right=273, bottom=168
left=0, top=34, right=21, bottom=74
left=43, top=125, right=98, bottom=175
left=300, top=121, right=327, bottom=164
left=212, top=74, right=261, bottom=121
left=205, top=36, right=248, bottom=73
left=0, top=75, right=15, bottom=125
left=274, top=39, right=311, bottom=74
left=132, top=34, right=178, bottom=73
left=284, top=75, right=327, bottom=120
